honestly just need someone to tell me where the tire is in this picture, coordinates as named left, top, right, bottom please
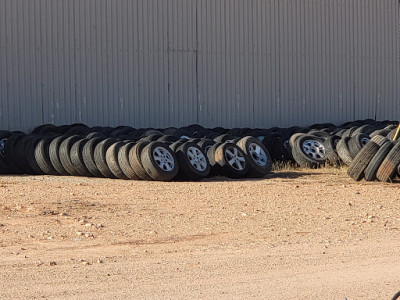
left=129, top=141, right=153, bottom=180
left=175, top=142, right=210, bottom=180
left=94, top=138, right=117, bottom=178
left=236, top=136, right=272, bottom=177
left=2, top=133, right=25, bottom=174
left=15, top=135, right=39, bottom=174
left=106, top=141, right=129, bottom=179
left=86, top=132, right=107, bottom=139
left=289, top=133, right=306, bottom=149
left=364, top=141, right=394, bottom=181
left=214, top=134, right=234, bottom=143
left=34, top=136, right=59, bottom=175
left=59, top=135, right=82, bottom=176
left=336, top=137, right=353, bottom=166
left=376, top=141, right=400, bottom=182
left=347, top=140, right=380, bottom=181
left=214, top=142, right=249, bottom=178
left=158, top=135, right=180, bottom=143
left=323, top=135, right=341, bottom=165
left=197, top=139, right=216, bottom=154
left=347, top=133, right=370, bottom=158
left=117, top=142, right=140, bottom=180
left=140, top=141, right=179, bottom=181
left=351, top=125, right=376, bottom=137
left=70, top=138, right=93, bottom=177
left=292, top=135, right=327, bottom=168
left=82, top=137, right=105, bottom=178
left=49, top=136, right=70, bottom=176
left=141, top=133, right=163, bottom=142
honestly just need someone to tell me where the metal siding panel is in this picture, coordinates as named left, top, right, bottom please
left=0, top=0, right=399, bottom=131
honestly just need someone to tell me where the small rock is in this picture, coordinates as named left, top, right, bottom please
left=84, top=232, right=93, bottom=238
left=241, top=213, right=247, bottom=217
left=96, top=258, right=103, bottom=264
left=85, top=223, right=92, bottom=227
left=96, top=224, right=104, bottom=229
left=80, top=260, right=90, bottom=265
left=76, top=232, right=83, bottom=236
left=47, top=236, right=53, bottom=240
left=49, top=261, right=57, bottom=266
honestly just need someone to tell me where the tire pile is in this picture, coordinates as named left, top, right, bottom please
left=0, top=119, right=398, bottom=182
left=0, top=124, right=272, bottom=181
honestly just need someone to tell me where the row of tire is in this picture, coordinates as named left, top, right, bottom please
left=0, top=126, right=273, bottom=181
left=0, top=119, right=399, bottom=181
left=277, top=120, right=400, bottom=182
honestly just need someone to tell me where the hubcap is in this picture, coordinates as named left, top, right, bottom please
left=248, top=143, right=268, bottom=167
left=224, top=146, right=246, bottom=171
left=153, top=147, right=175, bottom=171
left=186, top=146, right=207, bottom=171
left=302, top=140, right=326, bottom=160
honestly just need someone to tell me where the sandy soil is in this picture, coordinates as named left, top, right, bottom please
left=1, top=168, right=400, bottom=300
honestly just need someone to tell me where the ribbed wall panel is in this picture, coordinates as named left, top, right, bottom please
left=0, top=0, right=399, bottom=131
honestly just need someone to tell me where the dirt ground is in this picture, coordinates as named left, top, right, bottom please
left=0, top=168, right=400, bottom=299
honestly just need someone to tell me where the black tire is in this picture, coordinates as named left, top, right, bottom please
left=3, top=133, right=25, bottom=174
left=157, top=135, right=180, bottom=143
left=129, top=141, right=153, bottom=180
left=364, top=141, right=394, bottom=181
left=351, top=124, right=376, bottom=137
left=59, top=135, right=82, bottom=176
left=117, top=142, right=140, bottom=180
left=236, top=136, right=272, bottom=177
left=175, top=142, right=210, bottom=180
left=347, top=140, right=380, bottom=181
left=86, top=132, right=107, bottom=139
left=336, top=137, right=353, bottom=166
left=106, top=141, right=129, bottom=179
left=197, top=139, right=216, bottom=154
left=347, top=133, right=370, bottom=158
left=94, top=138, right=117, bottom=178
left=376, top=141, right=400, bottom=182
left=15, top=135, right=39, bottom=174
left=292, top=135, right=327, bottom=168
left=214, top=134, right=234, bottom=143
left=49, top=136, right=70, bottom=176
left=25, top=135, right=47, bottom=175
left=214, top=142, right=249, bottom=178
left=323, top=135, right=341, bottom=165
left=70, top=138, right=93, bottom=177
left=34, top=136, right=59, bottom=175
left=141, top=133, right=163, bottom=142
left=140, top=141, right=179, bottom=181
left=82, top=137, right=105, bottom=178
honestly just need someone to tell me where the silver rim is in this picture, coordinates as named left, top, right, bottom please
left=0, top=139, right=6, bottom=156
left=302, top=140, right=326, bottom=160
left=187, top=146, right=207, bottom=171
left=224, top=146, right=246, bottom=171
left=361, top=137, right=370, bottom=146
left=248, top=143, right=268, bottom=167
left=153, top=147, right=175, bottom=171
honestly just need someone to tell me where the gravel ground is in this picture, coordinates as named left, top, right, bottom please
left=1, top=169, right=400, bottom=299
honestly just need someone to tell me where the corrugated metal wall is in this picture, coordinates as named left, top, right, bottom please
left=0, top=0, right=399, bottom=131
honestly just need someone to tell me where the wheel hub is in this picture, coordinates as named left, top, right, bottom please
left=248, top=143, right=268, bottom=167
left=224, top=146, right=246, bottom=171
left=302, top=140, right=326, bottom=160
left=186, top=146, right=207, bottom=171
left=153, top=147, right=175, bottom=171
